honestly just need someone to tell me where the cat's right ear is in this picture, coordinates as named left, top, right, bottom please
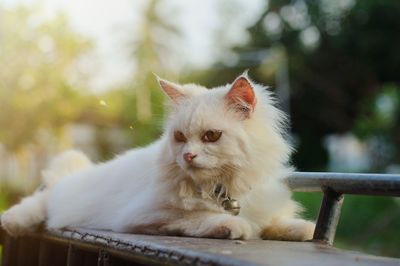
left=225, top=75, right=257, bottom=118
left=155, top=75, right=186, bottom=103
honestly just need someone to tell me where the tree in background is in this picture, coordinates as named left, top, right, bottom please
left=0, top=4, right=97, bottom=202
left=0, top=1, right=182, bottom=159
left=0, top=5, right=92, bottom=151
left=89, top=0, right=182, bottom=157
left=191, top=0, right=400, bottom=171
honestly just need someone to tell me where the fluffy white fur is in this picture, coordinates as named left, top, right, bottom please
left=1, top=73, right=314, bottom=240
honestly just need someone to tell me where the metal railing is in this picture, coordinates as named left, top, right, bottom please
left=1, top=172, right=400, bottom=266
left=287, top=172, right=400, bottom=245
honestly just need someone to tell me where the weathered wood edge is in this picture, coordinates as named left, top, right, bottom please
left=1, top=225, right=400, bottom=266
left=26, top=227, right=256, bottom=266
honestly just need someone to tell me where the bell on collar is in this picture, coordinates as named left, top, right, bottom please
left=222, top=198, right=240, bottom=216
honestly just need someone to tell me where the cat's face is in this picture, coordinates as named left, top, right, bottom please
left=159, top=75, right=258, bottom=182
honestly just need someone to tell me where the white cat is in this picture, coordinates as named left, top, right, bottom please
left=1, top=73, right=314, bottom=240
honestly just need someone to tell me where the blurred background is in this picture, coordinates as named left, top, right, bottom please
left=0, top=0, right=399, bottom=257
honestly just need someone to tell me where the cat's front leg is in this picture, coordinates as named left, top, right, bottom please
left=260, top=218, right=315, bottom=241
left=186, top=212, right=253, bottom=239
left=146, top=212, right=253, bottom=240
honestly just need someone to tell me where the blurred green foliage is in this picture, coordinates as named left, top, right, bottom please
left=188, top=0, right=400, bottom=171
left=295, top=193, right=400, bottom=257
left=0, top=1, right=177, bottom=155
left=0, top=5, right=92, bottom=150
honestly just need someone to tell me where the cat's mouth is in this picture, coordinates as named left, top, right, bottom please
left=178, top=161, right=224, bottom=179
left=185, top=164, right=222, bottom=177
left=186, top=164, right=204, bottom=171
left=184, top=163, right=216, bottom=175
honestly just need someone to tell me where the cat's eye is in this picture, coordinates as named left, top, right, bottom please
left=174, top=131, right=187, bottom=142
left=202, top=130, right=222, bottom=143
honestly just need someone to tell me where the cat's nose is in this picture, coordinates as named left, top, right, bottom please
left=183, top=152, right=197, bottom=163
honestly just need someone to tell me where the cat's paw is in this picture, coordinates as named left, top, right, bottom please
left=297, top=220, right=316, bottom=241
left=1, top=208, right=34, bottom=236
left=1, top=210, right=23, bottom=236
left=202, top=215, right=253, bottom=240
left=261, top=219, right=315, bottom=241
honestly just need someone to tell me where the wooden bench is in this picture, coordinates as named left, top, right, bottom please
left=1, top=172, right=400, bottom=266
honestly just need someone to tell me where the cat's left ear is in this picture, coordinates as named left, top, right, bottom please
left=225, top=75, right=257, bottom=118
left=156, top=76, right=186, bottom=103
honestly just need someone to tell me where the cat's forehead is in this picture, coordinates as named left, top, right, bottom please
left=171, top=86, right=231, bottom=132
left=180, top=83, right=209, bottom=96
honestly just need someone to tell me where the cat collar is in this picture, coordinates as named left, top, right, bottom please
left=213, top=184, right=241, bottom=216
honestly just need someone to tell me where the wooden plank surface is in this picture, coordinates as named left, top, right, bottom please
left=39, top=228, right=400, bottom=266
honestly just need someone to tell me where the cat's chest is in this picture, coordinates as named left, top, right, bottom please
left=176, top=181, right=241, bottom=215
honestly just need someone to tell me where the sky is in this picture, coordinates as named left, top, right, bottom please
left=3, top=0, right=264, bottom=92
